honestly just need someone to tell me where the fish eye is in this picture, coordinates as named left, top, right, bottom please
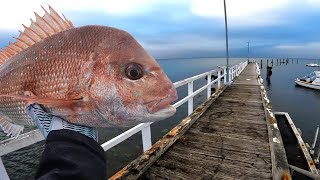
left=125, top=63, right=144, bottom=80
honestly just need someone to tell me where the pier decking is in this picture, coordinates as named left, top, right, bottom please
left=111, top=62, right=290, bottom=180
left=139, top=63, right=272, bottom=179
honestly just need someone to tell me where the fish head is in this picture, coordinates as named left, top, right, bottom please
left=88, top=27, right=177, bottom=127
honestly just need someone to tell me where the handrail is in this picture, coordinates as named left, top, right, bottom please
left=0, top=60, right=248, bottom=179
left=101, top=60, right=247, bottom=151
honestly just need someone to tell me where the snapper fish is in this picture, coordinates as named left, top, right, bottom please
left=0, top=6, right=177, bottom=137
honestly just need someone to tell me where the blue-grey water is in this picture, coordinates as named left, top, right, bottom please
left=1, top=57, right=319, bottom=179
left=260, top=58, right=320, bottom=144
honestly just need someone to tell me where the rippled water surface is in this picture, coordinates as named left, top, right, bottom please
left=260, top=59, right=320, bottom=144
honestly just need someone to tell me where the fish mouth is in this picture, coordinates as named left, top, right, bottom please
left=146, top=89, right=178, bottom=114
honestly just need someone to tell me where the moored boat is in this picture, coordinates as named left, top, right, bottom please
left=306, top=63, right=320, bottom=67
left=295, top=71, right=320, bottom=90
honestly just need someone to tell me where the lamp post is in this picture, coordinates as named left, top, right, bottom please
left=223, top=0, right=229, bottom=83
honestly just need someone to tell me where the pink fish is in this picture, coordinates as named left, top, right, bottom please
left=0, top=6, right=177, bottom=137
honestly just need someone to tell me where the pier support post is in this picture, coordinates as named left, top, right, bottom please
left=188, top=82, right=193, bottom=115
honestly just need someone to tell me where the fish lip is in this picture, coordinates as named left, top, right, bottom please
left=146, top=90, right=178, bottom=114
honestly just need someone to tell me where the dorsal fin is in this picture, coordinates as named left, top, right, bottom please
left=0, top=5, right=74, bottom=64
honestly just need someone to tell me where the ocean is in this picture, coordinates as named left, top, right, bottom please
left=1, top=57, right=319, bottom=179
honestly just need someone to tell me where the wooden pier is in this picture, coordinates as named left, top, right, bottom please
left=111, top=63, right=290, bottom=180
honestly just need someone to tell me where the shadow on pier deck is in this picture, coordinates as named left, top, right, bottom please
left=110, top=63, right=290, bottom=180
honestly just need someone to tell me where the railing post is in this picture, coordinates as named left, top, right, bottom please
left=218, top=70, right=221, bottom=90
left=236, top=66, right=238, bottom=76
left=230, top=68, right=233, bottom=81
left=188, top=81, right=193, bottom=115
left=229, top=69, right=232, bottom=82
left=224, top=68, right=227, bottom=84
left=0, top=157, right=9, bottom=180
left=233, top=68, right=235, bottom=80
left=207, top=73, right=211, bottom=98
left=312, top=125, right=319, bottom=152
left=141, top=123, right=152, bottom=152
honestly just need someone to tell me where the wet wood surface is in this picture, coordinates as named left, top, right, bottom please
left=140, top=63, right=272, bottom=179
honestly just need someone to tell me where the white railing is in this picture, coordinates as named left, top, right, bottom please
left=101, top=60, right=247, bottom=151
left=0, top=61, right=248, bottom=179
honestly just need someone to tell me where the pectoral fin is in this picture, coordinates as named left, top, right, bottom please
left=0, top=91, right=90, bottom=116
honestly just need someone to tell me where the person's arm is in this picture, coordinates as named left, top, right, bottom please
left=26, top=104, right=107, bottom=180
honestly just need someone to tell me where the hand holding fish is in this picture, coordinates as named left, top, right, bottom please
left=26, top=103, right=97, bottom=141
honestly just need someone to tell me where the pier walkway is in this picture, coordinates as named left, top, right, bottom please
left=141, top=63, right=271, bottom=179
left=111, top=63, right=290, bottom=180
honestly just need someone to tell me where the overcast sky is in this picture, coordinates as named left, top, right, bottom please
left=1, top=0, right=320, bottom=59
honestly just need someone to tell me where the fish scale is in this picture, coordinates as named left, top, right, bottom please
left=0, top=30, right=89, bottom=128
left=0, top=6, right=177, bottom=137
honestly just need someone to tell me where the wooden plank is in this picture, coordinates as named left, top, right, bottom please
left=197, top=116, right=267, bottom=125
left=260, top=81, right=291, bottom=179
left=140, top=166, right=190, bottom=180
left=191, top=124, right=269, bottom=141
left=155, top=150, right=272, bottom=178
left=188, top=129, right=267, bottom=142
left=182, top=132, right=270, bottom=155
left=172, top=141, right=271, bottom=165
left=162, top=149, right=271, bottom=172
left=194, top=118, right=268, bottom=130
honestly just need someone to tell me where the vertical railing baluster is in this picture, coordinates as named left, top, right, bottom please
left=218, top=70, right=221, bottom=90
left=207, top=73, right=211, bottom=98
left=237, top=66, right=239, bottom=76
left=141, top=123, right=152, bottom=152
left=312, top=125, right=319, bottom=152
left=224, top=68, right=227, bottom=84
left=231, top=68, right=233, bottom=81
left=233, top=68, right=235, bottom=80
left=188, top=81, right=193, bottom=115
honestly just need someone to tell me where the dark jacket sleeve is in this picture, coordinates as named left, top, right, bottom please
left=35, top=129, right=106, bottom=180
